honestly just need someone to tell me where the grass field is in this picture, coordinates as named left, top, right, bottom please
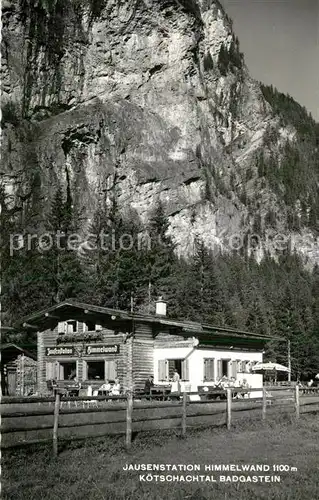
left=2, top=414, right=319, bottom=500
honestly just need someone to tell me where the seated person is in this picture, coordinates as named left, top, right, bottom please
left=214, top=377, right=223, bottom=388
left=229, top=376, right=237, bottom=386
left=111, top=378, right=121, bottom=396
left=144, top=375, right=154, bottom=395
left=68, top=377, right=81, bottom=396
left=68, top=369, right=77, bottom=381
left=70, top=377, right=81, bottom=387
left=230, top=377, right=240, bottom=397
left=98, top=380, right=112, bottom=394
left=220, top=376, right=230, bottom=388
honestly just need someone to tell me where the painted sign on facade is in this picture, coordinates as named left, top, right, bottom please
left=46, top=347, right=75, bottom=356
left=85, top=345, right=120, bottom=355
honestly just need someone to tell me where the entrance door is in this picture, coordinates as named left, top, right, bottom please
left=7, top=370, right=17, bottom=396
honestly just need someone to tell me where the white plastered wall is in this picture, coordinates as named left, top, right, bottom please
left=153, top=346, right=263, bottom=395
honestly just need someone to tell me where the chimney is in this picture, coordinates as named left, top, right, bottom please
left=155, top=297, right=167, bottom=316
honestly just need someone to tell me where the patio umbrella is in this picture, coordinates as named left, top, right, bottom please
left=252, top=362, right=290, bottom=383
left=252, top=362, right=290, bottom=372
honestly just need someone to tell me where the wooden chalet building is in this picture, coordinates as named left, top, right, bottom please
left=15, top=299, right=276, bottom=395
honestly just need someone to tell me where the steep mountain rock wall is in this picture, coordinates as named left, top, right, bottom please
left=2, top=0, right=318, bottom=262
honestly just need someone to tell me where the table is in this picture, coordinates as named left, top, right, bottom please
left=98, top=390, right=111, bottom=396
left=150, top=386, right=171, bottom=400
left=58, top=384, right=81, bottom=397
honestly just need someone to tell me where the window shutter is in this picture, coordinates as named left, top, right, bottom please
left=210, top=359, right=215, bottom=381
left=46, top=362, right=57, bottom=380
left=204, top=359, right=215, bottom=381
left=231, top=360, right=237, bottom=378
left=59, top=363, right=64, bottom=380
left=58, top=322, right=65, bottom=334
left=83, top=362, right=87, bottom=381
left=217, top=359, right=222, bottom=379
left=204, top=359, right=207, bottom=381
left=182, top=359, right=189, bottom=381
left=158, top=360, right=166, bottom=381
left=106, top=360, right=117, bottom=381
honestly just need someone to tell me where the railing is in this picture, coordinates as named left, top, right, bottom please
left=1, top=386, right=319, bottom=456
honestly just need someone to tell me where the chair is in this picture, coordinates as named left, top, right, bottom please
left=46, top=380, right=53, bottom=392
left=82, top=386, right=98, bottom=409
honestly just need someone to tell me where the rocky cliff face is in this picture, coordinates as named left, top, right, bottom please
left=2, top=0, right=318, bottom=262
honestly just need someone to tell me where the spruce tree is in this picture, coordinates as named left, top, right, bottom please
left=146, top=201, right=177, bottom=312
left=44, top=183, right=85, bottom=303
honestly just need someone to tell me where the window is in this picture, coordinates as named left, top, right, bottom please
left=87, top=361, right=105, bottom=380
left=59, top=362, right=77, bottom=380
left=157, top=359, right=189, bottom=381
left=217, top=359, right=231, bottom=378
left=84, top=360, right=117, bottom=381
left=168, top=359, right=182, bottom=379
left=204, top=358, right=215, bottom=381
left=222, top=360, right=229, bottom=377
left=84, top=321, right=96, bottom=332
left=238, top=361, right=251, bottom=373
left=66, top=320, right=77, bottom=334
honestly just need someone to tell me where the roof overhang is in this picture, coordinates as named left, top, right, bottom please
left=14, top=300, right=135, bottom=332
left=14, top=300, right=283, bottom=344
left=0, top=343, right=37, bottom=361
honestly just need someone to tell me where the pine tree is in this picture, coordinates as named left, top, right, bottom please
left=44, top=184, right=85, bottom=303
left=145, top=201, right=177, bottom=311
left=82, top=200, right=150, bottom=311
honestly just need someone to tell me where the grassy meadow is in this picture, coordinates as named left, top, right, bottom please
left=2, top=414, right=319, bottom=500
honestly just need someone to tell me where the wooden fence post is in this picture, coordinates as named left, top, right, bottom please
left=295, top=385, right=300, bottom=420
left=126, top=391, right=133, bottom=450
left=182, top=391, right=187, bottom=436
left=53, top=392, right=61, bottom=458
left=226, top=388, right=232, bottom=430
left=262, top=387, right=267, bottom=421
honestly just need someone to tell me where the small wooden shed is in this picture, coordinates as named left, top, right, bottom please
left=0, top=343, right=37, bottom=396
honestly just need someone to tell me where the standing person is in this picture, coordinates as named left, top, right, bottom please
left=144, top=375, right=154, bottom=395
left=307, top=379, right=314, bottom=394
left=171, top=369, right=181, bottom=394
left=242, top=379, right=250, bottom=398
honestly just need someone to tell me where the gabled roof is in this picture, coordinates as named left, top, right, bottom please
left=14, top=299, right=282, bottom=343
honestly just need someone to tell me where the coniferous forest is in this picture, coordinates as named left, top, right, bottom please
left=1, top=182, right=319, bottom=381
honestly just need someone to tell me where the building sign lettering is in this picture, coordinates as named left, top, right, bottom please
left=46, top=347, right=75, bottom=356
left=86, top=345, right=120, bottom=355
